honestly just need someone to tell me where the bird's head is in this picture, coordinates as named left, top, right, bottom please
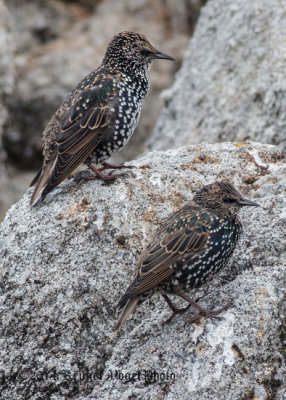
left=102, top=31, right=175, bottom=74
left=193, top=181, right=260, bottom=216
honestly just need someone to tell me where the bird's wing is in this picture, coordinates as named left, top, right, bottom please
left=49, top=83, right=116, bottom=185
left=117, top=206, right=210, bottom=307
left=31, top=78, right=117, bottom=204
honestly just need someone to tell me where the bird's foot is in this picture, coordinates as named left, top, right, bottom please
left=172, top=288, right=230, bottom=324
left=185, top=302, right=230, bottom=324
left=98, top=161, right=135, bottom=171
left=85, top=164, right=129, bottom=183
left=162, top=294, right=192, bottom=325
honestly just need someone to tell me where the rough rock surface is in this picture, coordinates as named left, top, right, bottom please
left=0, top=0, right=15, bottom=221
left=0, top=142, right=285, bottom=399
left=150, top=0, right=286, bottom=153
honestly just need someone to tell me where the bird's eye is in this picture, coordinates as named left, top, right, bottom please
left=140, top=48, right=151, bottom=57
left=223, top=198, right=236, bottom=203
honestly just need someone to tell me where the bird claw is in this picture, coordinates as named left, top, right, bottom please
left=162, top=315, right=175, bottom=325
left=161, top=293, right=192, bottom=325
left=85, top=163, right=129, bottom=183
left=106, top=170, right=129, bottom=182
left=100, top=161, right=135, bottom=170
left=162, top=305, right=192, bottom=325
left=101, top=172, right=128, bottom=185
left=185, top=302, right=230, bottom=324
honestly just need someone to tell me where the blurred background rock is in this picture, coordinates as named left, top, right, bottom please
left=0, top=0, right=206, bottom=221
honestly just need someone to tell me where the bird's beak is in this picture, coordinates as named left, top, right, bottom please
left=150, top=50, right=176, bottom=61
left=237, top=197, right=260, bottom=207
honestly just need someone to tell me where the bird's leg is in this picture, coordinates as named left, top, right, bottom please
left=99, top=161, right=135, bottom=170
left=161, top=293, right=192, bottom=325
left=85, top=164, right=127, bottom=182
left=173, top=288, right=230, bottom=324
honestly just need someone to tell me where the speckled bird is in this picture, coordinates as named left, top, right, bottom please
left=116, top=181, right=260, bottom=328
left=30, top=31, right=175, bottom=205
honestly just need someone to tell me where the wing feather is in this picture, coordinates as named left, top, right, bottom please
left=31, top=78, right=117, bottom=204
left=118, top=206, right=210, bottom=307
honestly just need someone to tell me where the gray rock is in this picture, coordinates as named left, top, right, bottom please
left=0, top=0, right=15, bottom=221
left=149, top=0, right=286, bottom=153
left=0, top=141, right=285, bottom=399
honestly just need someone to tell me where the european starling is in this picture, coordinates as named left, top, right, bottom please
left=116, top=181, right=260, bottom=328
left=30, top=31, right=175, bottom=205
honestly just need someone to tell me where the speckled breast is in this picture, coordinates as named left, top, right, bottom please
left=88, top=73, right=148, bottom=164
left=173, top=215, right=242, bottom=291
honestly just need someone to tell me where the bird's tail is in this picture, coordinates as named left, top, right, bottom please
left=30, top=168, right=42, bottom=187
left=30, top=171, right=48, bottom=205
left=115, top=297, right=139, bottom=330
left=30, top=160, right=56, bottom=205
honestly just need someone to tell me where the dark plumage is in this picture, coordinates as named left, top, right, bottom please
left=30, top=31, right=175, bottom=205
left=116, top=181, right=260, bottom=329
